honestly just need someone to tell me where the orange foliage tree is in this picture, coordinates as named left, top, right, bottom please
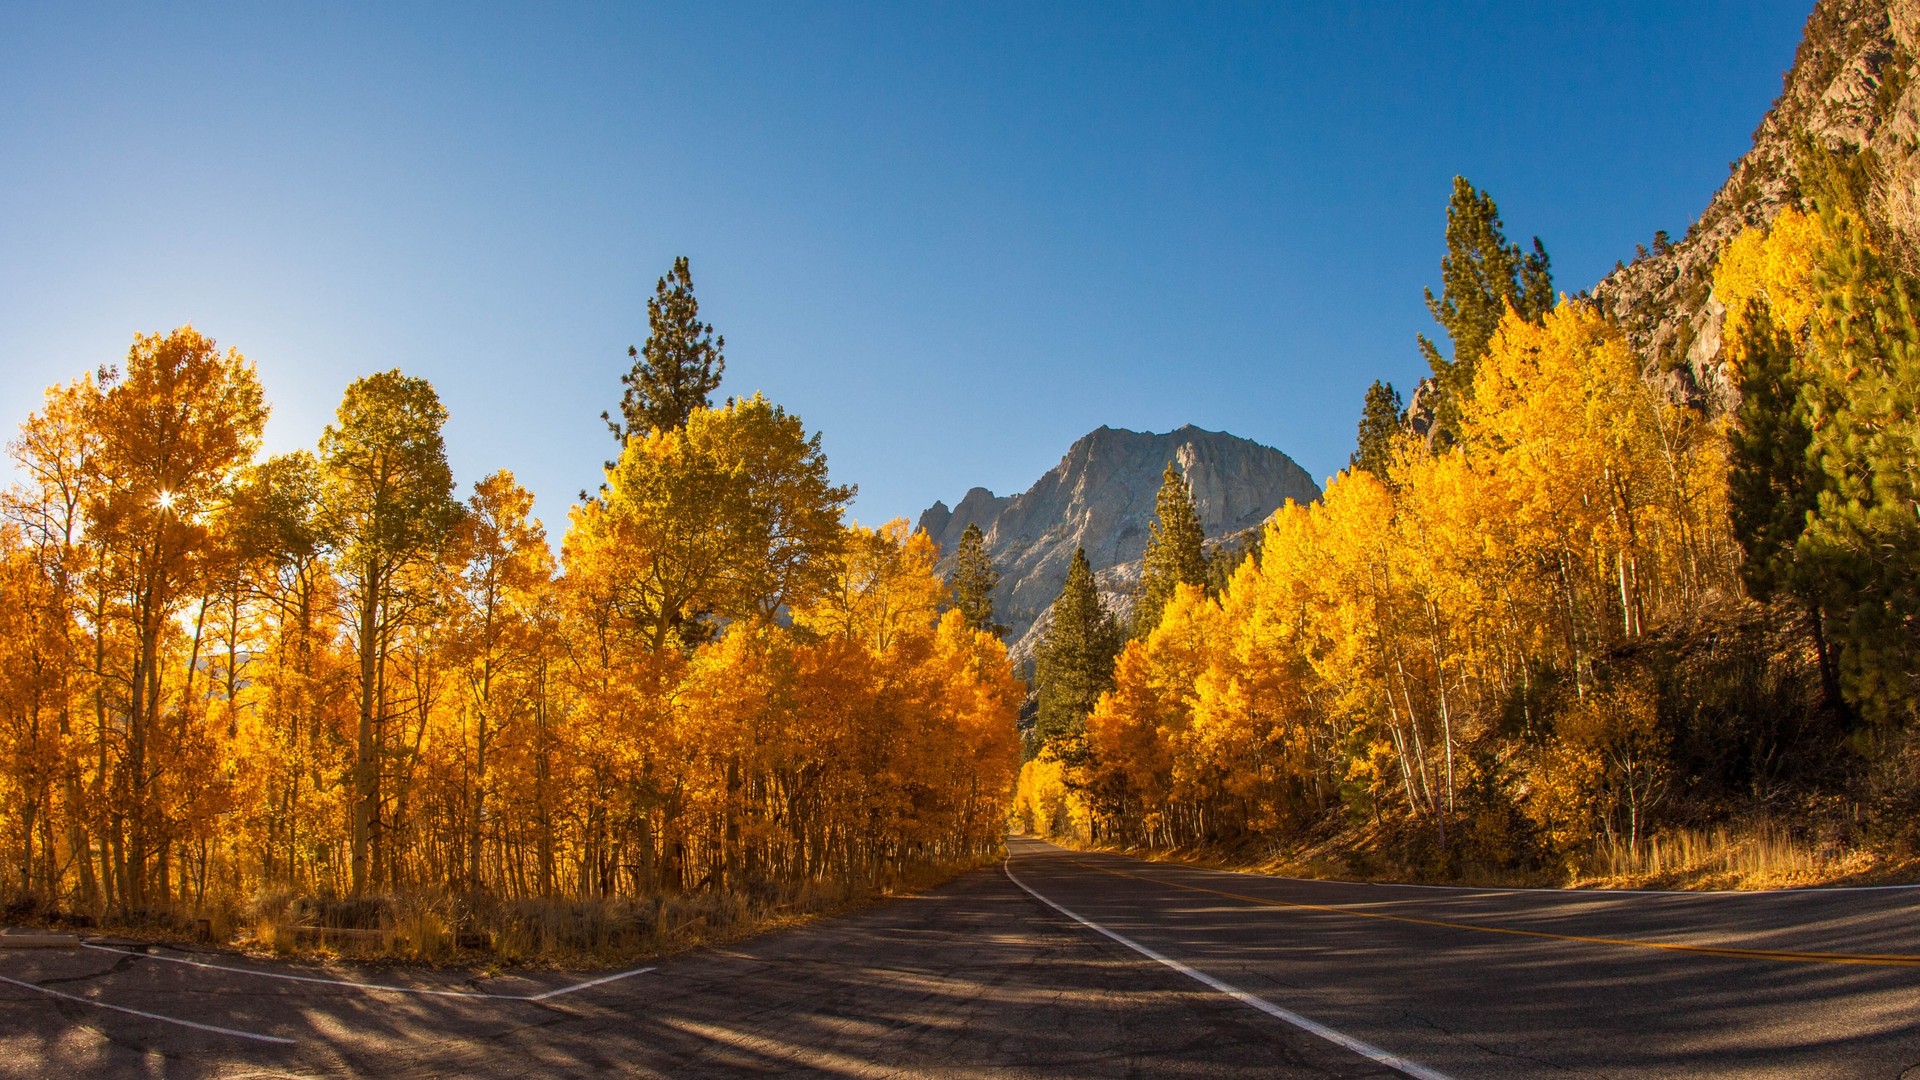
left=1081, top=301, right=1737, bottom=865
left=0, top=332, right=1022, bottom=922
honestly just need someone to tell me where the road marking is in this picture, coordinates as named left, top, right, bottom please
left=1064, top=854, right=1920, bottom=967
left=0, top=971, right=296, bottom=1045
left=78, top=943, right=656, bottom=1000
left=1004, top=856, right=1455, bottom=1080
left=520, top=964, right=659, bottom=1000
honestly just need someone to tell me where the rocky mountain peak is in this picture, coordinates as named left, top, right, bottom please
left=918, top=425, right=1321, bottom=666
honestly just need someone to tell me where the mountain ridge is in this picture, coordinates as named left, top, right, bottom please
left=1590, top=0, right=1920, bottom=408
left=917, top=424, right=1320, bottom=664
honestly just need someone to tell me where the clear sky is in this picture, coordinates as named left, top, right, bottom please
left=1, top=2, right=1811, bottom=535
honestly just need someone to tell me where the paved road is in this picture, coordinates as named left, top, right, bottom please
left=1005, top=838, right=1920, bottom=1078
left=2, top=838, right=1917, bottom=1077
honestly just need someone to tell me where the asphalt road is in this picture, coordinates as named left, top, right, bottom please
left=2, top=837, right=1917, bottom=1077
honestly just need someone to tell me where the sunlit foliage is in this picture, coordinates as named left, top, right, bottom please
left=0, top=336, right=1019, bottom=922
left=1057, top=299, right=1743, bottom=868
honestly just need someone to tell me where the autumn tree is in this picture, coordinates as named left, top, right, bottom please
left=5, top=378, right=101, bottom=907
left=570, top=393, right=851, bottom=653
left=1526, top=679, right=1669, bottom=862
left=0, top=525, right=71, bottom=902
left=1131, top=463, right=1208, bottom=638
left=229, top=450, right=343, bottom=888
left=319, top=370, right=462, bottom=894
left=86, top=327, right=266, bottom=909
left=1034, top=548, right=1121, bottom=752
left=1067, top=287, right=1748, bottom=868
left=797, top=520, right=943, bottom=653
left=948, top=522, right=1004, bottom=636
left=447, top=471, right=553, bottom=890
left=0, top=332, right=1030, bottom=938
left=606, top=256, right=727, bottom=445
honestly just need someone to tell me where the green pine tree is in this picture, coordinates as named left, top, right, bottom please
left=1351, top=380, right=1404, bottom=480
left=1727, top=305, right=1843, bottom=710
left=1132, top=463, right=1209, bottom=638
left=949, top=522, right=1006, bottom=636
left=1417, top=177, right=1553, bottom=444
left=1204, top=530, right=1259, bottom=597
left=605, top=256, right=726, bottom=446
left=1796, top=208, right=1920, bottom=727
left=1035, top=547, right=1121, bottom=751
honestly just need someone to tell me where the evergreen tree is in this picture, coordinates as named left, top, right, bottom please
left=605, top=256, right=726, bottom=447
left=1204, top=530, right=1259, bottom=596
left=1132, top=463, right=1208, bottom=638
left=1035, top=547, right=1121, bottom=749
left=948, top=522, right=1005, bottom=636
left=1351, top=380, right=1404, bottom=480
left=1796, top=209, right=1920, bottom=726
left=1727, top=307, right=1842, bottom=709
left=1417, top=177, right=1553, bottom=444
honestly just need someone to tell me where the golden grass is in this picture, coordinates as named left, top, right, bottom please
left=1573, top=822, right=1877, bottom=890
left=215, top=850, right=1006, bottom=969
left=1042, top=823, right=1918, bottom=893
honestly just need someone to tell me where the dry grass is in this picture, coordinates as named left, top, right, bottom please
left=0, top=852, right=1002, bottom=971
left=1573, top=822, right=1879, bottom=890
left=212, top=850, right=1006, bottom=969
left=1041, top=822, right=1920, bottom=893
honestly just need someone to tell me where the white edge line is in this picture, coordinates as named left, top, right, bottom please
left=1004, top=856, right=1455, bottom=1080
left=0, top=971, right=296, bottom=1045
left=524, top=965, right=658, bottom=1000
left=80, top=943, right=655, bottom=1001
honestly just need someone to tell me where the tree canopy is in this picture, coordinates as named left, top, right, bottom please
left=948, top=522, right=1005, bottom=637
left=1417, top=178, right=1554, bottom=445
left=1131, top=463, right=1208, bottom=639
left=1034, top=547, right=1121, bottom=752
left=606, top=256, right=727, bottom=445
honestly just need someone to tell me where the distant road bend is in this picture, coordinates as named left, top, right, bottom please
left=4, top=836, right=1920, bottom=1077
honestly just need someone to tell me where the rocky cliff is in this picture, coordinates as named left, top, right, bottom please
left=917, top=425, right=1320, bottom=665
left=1588, top=0, right=1920, bottom=410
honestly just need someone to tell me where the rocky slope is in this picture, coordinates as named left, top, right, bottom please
left=1588, top=0, right=1920, bottom=410
left=917, top=425, right=1320, bottom=666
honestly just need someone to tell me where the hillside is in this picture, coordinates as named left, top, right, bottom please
left=1591, top=0, right=1920, bottom=408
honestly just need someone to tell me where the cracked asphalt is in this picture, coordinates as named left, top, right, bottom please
left=2, top=837, right=1918, bottom=1077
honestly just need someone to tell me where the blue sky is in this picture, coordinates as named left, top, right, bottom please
left=1, top=2, right=1809, bottom=534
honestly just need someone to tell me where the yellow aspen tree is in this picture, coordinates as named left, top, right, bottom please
left=85, top=327, right=265, bottom=910
left=447, top=470, right=553, bottom=891
left=793, top=519, right=943, bottom=652
left=4, top=379, right=100, bottom=907
left=319, top=371, right=462, bottom=895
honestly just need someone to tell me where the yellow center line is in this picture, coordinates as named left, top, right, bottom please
left=1063, top=856, right=1920, bottom=968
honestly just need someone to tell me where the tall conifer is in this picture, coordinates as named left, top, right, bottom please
left=1795, top=209, right=1920, bottom=725
left=1132, top=463, right=1208, bottom=638
left=1035, top=547, right=1120, bottom=749
left=605, top=256, right=726, bottom=447
left=1351, top=380, right=1404, bottom=481
left=1418, top=178, right=1553, bottom=444
left=949, top=522, right=1005, bottom=636
left=1727, top=307, right=1841, bottom=708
